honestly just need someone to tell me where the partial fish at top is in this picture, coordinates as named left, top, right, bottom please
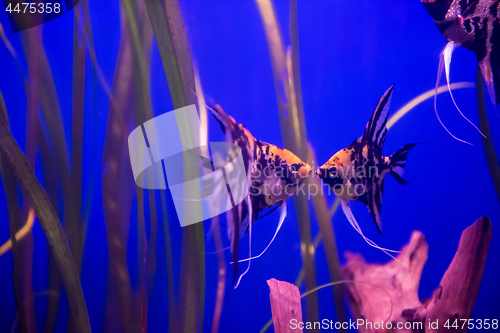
left=423, top=0, right=500, bottom=105
left=422, top=0, right=499, bottom=144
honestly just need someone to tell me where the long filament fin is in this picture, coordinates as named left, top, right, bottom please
left=340, top=200, right=401, bottom=262
left=235, top=201, right=287, bottom=263
left=443, top=42, right=486, bottom=138
left=434, top=42, right=473, bottom=145
left=234, top=196, right=253, bottom=288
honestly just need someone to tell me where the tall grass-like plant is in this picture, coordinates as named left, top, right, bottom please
left=477, top=65, right=500, bottom=202
left=255, top=0, right=319, bottom=328
left=0, top=90, right=27, bottom=333
left=255, top=1, right=348, bottom=330
left=0, top=95, right=90, bottom=333
left=145, top=1, right=205, bottom=332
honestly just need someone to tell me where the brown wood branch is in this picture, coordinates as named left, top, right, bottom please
left=342, top=231, right=428, bottom=328
left=426, top=217, right=492, bottom=332
left=268, top=278, right=303, bottom=333
left=342, top=216, right=492, bottom=333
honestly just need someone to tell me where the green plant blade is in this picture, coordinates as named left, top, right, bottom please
left=144, top=1, right=205, bottom=332
left=477, top=64, right=500, bottom=201
left=0, top=90, right=29, bottom=333
left=255, top=0, right=319, bottom=326
left=0, top=103, right=90, bottom=333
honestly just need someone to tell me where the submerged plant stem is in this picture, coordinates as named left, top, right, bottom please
left=0, top=108, right=90, bottom=333
left=256, top=0, right=319, bottom=326
left=0, top=91, right=28, bottom=333
left=477, top=65, right=500, bottom=202
left=0, top=209, right=35, bottom=256
left=145, top=1, right=205, bottom=331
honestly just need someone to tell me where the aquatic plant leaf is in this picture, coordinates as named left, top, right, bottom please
left=0, top=90, right=29, bottom=333
left=160, top=191, right=176, bottom=333
left=209, top=214, right=226, bottom=333
left=70, top=2, right=86, bottom=273
left=307, top=146, right=346, bottom=326
left=101, top=16, right=137, bottom=333
left=255, top=0, right=319, bottom=323
left=135, top=188, right=148, bottom=333
left=0, top=20, right=26, bottom=84
left=193, top=67, right=225, bottom=333
left=19, top=27, right=46, bottom=333
left=0, top=104, right=90, bottom=333
left=144, top=1, right=205, bottom=331
left=121, top=3, right=156, bottom=330
left=477, top=65, right=500, bottom=202
left=120, top=0, right=153, bottom=123
left=387, top=82, right=475, bottom=129
left=0, top=21, right=15, bottom=56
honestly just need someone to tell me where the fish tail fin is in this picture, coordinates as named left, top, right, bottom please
left=389, top=143, right=417, bottom=184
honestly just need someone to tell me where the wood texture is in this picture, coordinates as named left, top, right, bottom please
left=342, top=216, right=492, bottom=333
left=268, top=278, right=303, bottom=333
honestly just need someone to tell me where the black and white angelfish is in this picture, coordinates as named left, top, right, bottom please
left=317, top=86, right=416, bottom=256
left=208, top=104, right=311, bottom=286
left=422, top=0, right=499, bottom=143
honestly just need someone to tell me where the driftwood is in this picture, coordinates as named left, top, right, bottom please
left=268, top=278, right=303, bottom=333
left=342, top=216, right=492, bottom=332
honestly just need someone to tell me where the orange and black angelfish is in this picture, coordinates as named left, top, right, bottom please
left=208, top=104, right=312, bottom=287
left=422, top=0, right=499, bottom=142
left=317, top=86, right=416, bottom=258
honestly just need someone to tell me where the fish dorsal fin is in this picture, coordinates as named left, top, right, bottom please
left=362, top=85, right=393, bottom=147
left=206, top=104, right=228, bottom=134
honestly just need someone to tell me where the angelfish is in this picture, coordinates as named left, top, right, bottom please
left=422, top=0, right=499, bottom=141
left=317, top=86, right=416, bottom=254
left=208, top=104, right=312, bottom=285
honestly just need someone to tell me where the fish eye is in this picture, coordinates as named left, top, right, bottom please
left=328, top=167, right=338, bottom=178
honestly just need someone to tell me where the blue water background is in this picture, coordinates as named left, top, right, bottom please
left=0, top=1, right=499, bottom=332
